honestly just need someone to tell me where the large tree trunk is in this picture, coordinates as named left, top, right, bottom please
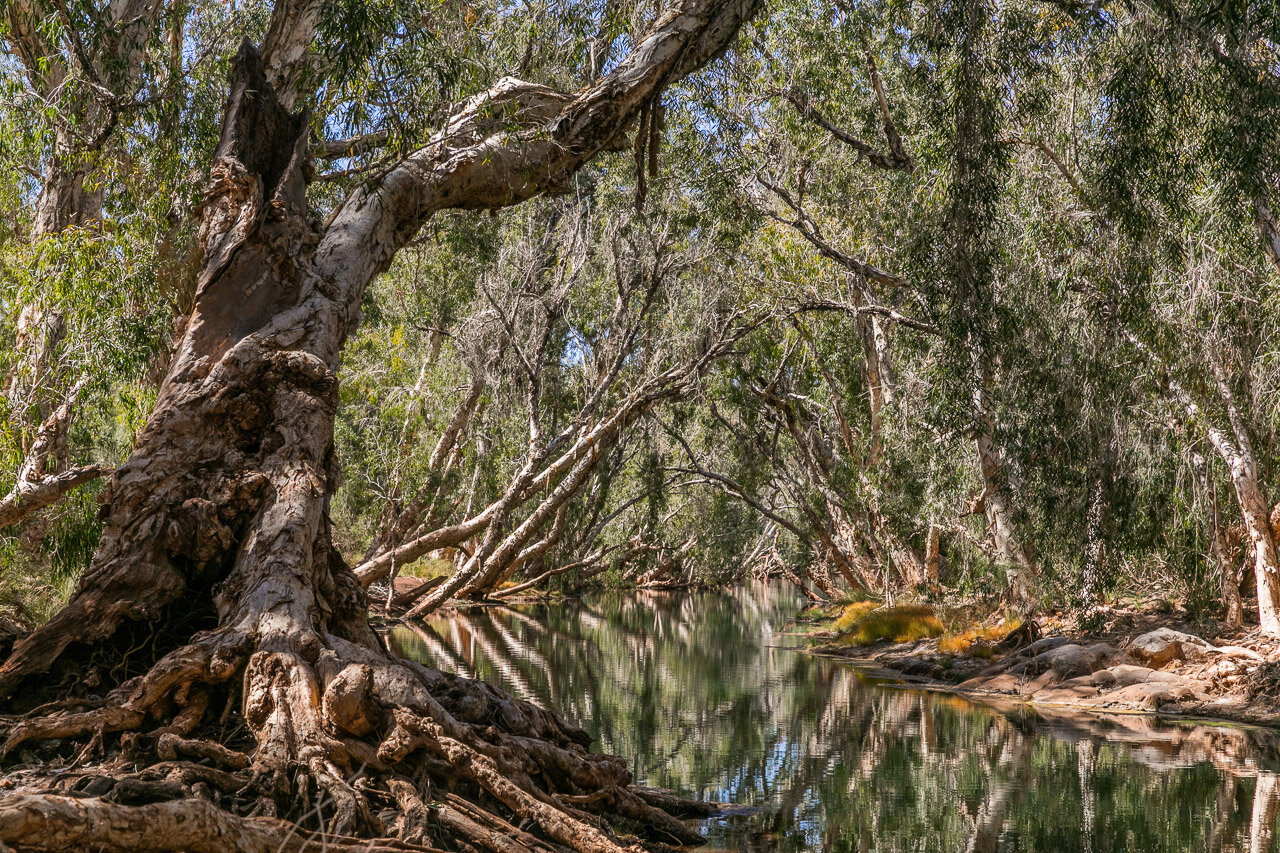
left=0, top=1, right=760, bottom=847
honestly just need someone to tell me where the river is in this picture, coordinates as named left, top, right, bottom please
left=387, top=583, right=1280, bottom=851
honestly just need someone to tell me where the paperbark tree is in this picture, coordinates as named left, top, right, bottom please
left=1, top=0, right=172, bottom=529
left=351, top=213, right=752, bottom=609
left=1127, top=330, right=1280, bottom=634
left=0, top=0, right=762, bottom=849
left=755, top=25, right=1039, bottom=601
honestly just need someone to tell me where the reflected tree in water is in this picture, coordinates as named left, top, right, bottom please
left=391, top=587, right=1280, bottom=851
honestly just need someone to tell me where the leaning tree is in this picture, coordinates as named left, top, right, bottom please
left=0, top=0, right=762, bottom=849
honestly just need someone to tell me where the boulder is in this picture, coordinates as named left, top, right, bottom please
left=1138, top=685, right=1196, bottom=711
left=958, top=672, right=1025, bottom=694
left=1016, top=636, right=1074, bottom=658
left=1091, top=669, right=1117, bottom=687
left=1091, top=664, right=1183, bottom=689
left=1012, top=643, right=1105, bottom=679
left=1102, top=679, right=1199, bottom=710
left=1087, top=642, right=1121, bottom=660
left=1042, top=643, right=1108, bottom=678
left=1127, top=628, right=1215, bottom=669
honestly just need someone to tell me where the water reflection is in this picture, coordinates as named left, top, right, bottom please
left=388, top=585, right=1280, bottom=851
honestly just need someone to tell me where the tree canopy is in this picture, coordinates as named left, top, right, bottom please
left=2, top=0, right=1280, bottom=846
left=6, top=0, right=1280, bottom=627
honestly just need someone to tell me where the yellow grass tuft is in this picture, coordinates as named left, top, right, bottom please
left=832, top=600, right=880, bottom=634
left=937, top=620, right=1021, bottom=657
left=833, top=604, right=943, bottom=645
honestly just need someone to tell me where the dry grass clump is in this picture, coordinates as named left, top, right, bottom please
left=832, top=600, right=880, bottom=633
left=937, top=620, right=1021, bottom=657
left=833, top=603, right=943, bottom=645
left=401, top=557, right=453, bottom=579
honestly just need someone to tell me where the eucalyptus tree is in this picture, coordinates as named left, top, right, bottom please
left=674, top=0, right=1058, bottom=602
left=0, top=0, right=765, bottom=849
left=672, top=0, right=1280, bottom=629
left=1103, top=0, right=1280, bottom=633
left=995, top=0, right=1280, bottom=629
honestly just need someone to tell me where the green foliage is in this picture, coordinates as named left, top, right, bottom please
left=4, top=0, right=1280, bottom=627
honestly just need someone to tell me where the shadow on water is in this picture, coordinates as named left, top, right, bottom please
left=388, top=584, right=1280, bottom=852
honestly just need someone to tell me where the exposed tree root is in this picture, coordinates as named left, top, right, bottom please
left=0, top=793, right=446, bottom=853
left=0, top=621, right=706, bottom=853
left=0, top=5, right=761, bottom=847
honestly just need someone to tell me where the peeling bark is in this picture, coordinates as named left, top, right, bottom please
left=0, top=2, right=761, bottom=849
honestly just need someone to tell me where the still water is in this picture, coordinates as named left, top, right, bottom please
left=388, top=584, right=1280, bottom=852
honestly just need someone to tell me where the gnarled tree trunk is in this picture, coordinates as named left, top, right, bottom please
left=0, top=1, right=761, bottom=848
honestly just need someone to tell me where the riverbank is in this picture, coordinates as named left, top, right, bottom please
left=807, top=609, right=1280, bottom=728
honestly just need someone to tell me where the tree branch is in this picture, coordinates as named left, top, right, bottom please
left=792, top=298, right=940, bottom=335
left=312, top=0, right=765, bottom=317
left=314, top=131, right=393, bottom=160
left=758, top=176, right=907, bottom=289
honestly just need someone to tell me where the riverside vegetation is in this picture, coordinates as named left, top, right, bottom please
left=4, top=0, right=1280, bottom=849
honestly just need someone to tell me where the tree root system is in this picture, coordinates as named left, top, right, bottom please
left=0, top=627, right=704, bottom=853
